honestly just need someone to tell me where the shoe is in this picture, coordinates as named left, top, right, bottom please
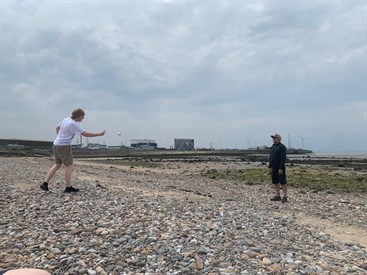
left=270, top=195, right=281, bottom=201
left=281, top=196, right=288, bottom=203
left=40, top=182, right=49, bottom=191
left=64, top=186, right=80, bottom=193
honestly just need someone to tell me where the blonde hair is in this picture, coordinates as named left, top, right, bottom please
left=71, top=108, right=85, bottom=119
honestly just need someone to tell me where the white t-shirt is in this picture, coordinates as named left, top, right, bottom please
left=53, top=118, right=85, bottom=146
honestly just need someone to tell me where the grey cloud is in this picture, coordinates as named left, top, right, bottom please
left=1, top=1, right=365, bottom=151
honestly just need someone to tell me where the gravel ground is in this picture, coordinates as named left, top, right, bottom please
left=0, top=157, right=366, bottom=275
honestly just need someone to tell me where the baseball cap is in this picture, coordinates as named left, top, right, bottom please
left=271, top=133, right=281, bottom=139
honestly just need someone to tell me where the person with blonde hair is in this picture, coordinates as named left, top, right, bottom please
left=40, top=108, right=106, bottom=193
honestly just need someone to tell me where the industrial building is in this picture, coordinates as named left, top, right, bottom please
left=131, top=139, right=157, bottom=150
left=174, top=138, right=194, bottom=150
left=0, top=139, right=53, bottom=149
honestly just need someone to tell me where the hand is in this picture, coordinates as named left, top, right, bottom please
left=278, top=169, right=283, bottom=175
left=268, top=168, right=272, bottom=174
left=100, top=130, right=106, bottom=136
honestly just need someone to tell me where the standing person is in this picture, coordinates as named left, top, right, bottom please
left=40, top=108, right=106, bottom=193
left=268, top=133, right=288, bottom=202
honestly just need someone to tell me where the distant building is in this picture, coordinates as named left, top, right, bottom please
left=86, top=143, right=100, bottom=150
left=0, top=139, right=53, bottom=149
left=108, top=145, right=129, bottom=150
left=131, top=139, right=157, bottom=150
left=174, top=138, right=194, bottom=150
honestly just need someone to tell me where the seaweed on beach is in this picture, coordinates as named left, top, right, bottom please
left=199, top=166, right=367, bottom=193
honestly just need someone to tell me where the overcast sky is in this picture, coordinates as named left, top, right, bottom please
left=1, top=1, right=366, bottom=152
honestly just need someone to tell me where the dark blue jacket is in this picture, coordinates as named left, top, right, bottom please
left=269, top=143, right=287, bottom=170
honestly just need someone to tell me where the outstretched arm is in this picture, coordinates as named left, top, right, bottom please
left=81, top=130, right=106, bottom=137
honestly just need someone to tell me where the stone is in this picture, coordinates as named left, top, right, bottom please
left=1, top=156, right=366, bottom=274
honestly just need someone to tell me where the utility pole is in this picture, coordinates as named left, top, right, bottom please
left=288, top=134, right=291, bottom=148
left=298, top=136, right=304, bottom=149
left=118, top=132, right=122, bottom=147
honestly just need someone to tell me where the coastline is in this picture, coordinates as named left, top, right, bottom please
left=313, top=152, right=367, bottom=159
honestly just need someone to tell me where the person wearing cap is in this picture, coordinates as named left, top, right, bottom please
left=268, top=133, right=288, bottom=202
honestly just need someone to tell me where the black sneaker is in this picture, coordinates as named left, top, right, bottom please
left=64, top=186, right=80, bottom=193
left=281, top=196, right=288, bottom=203
left=40, top=182, right=49, bottom=191
left=270, top=195, right=281, bottom=201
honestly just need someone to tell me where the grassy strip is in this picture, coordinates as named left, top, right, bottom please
left=199, top=167, right=367, bottom=193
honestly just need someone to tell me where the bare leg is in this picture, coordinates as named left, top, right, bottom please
left=44, top=164, right=62, bottom=183
left=64, top=165, right=72, bottom=187
left=282, top=184, right=288, bottom=197
left=274, top=183, right=281, bottom=196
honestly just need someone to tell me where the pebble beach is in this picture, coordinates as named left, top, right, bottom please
left=0, top=156, right=366, bottom=275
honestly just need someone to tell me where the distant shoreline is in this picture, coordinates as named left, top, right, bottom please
left=1, top=146, right=366, bottom=160
left=312, top=152, right=367, bottom=159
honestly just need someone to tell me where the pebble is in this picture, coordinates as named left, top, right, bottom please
left=0, top=157, right=366, bottom=274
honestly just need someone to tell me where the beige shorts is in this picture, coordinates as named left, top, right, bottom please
left=53, top=145, right=73, bottom=166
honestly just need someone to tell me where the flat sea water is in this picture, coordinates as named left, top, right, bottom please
left=313, top=152, right=367, bottom=159
left=286, top=152, right=367, bottom=161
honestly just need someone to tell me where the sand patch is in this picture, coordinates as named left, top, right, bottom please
left=294, top=212, right=367, bottom=249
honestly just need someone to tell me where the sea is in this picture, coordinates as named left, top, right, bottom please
left=313, top=152, right=367, bottom=159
